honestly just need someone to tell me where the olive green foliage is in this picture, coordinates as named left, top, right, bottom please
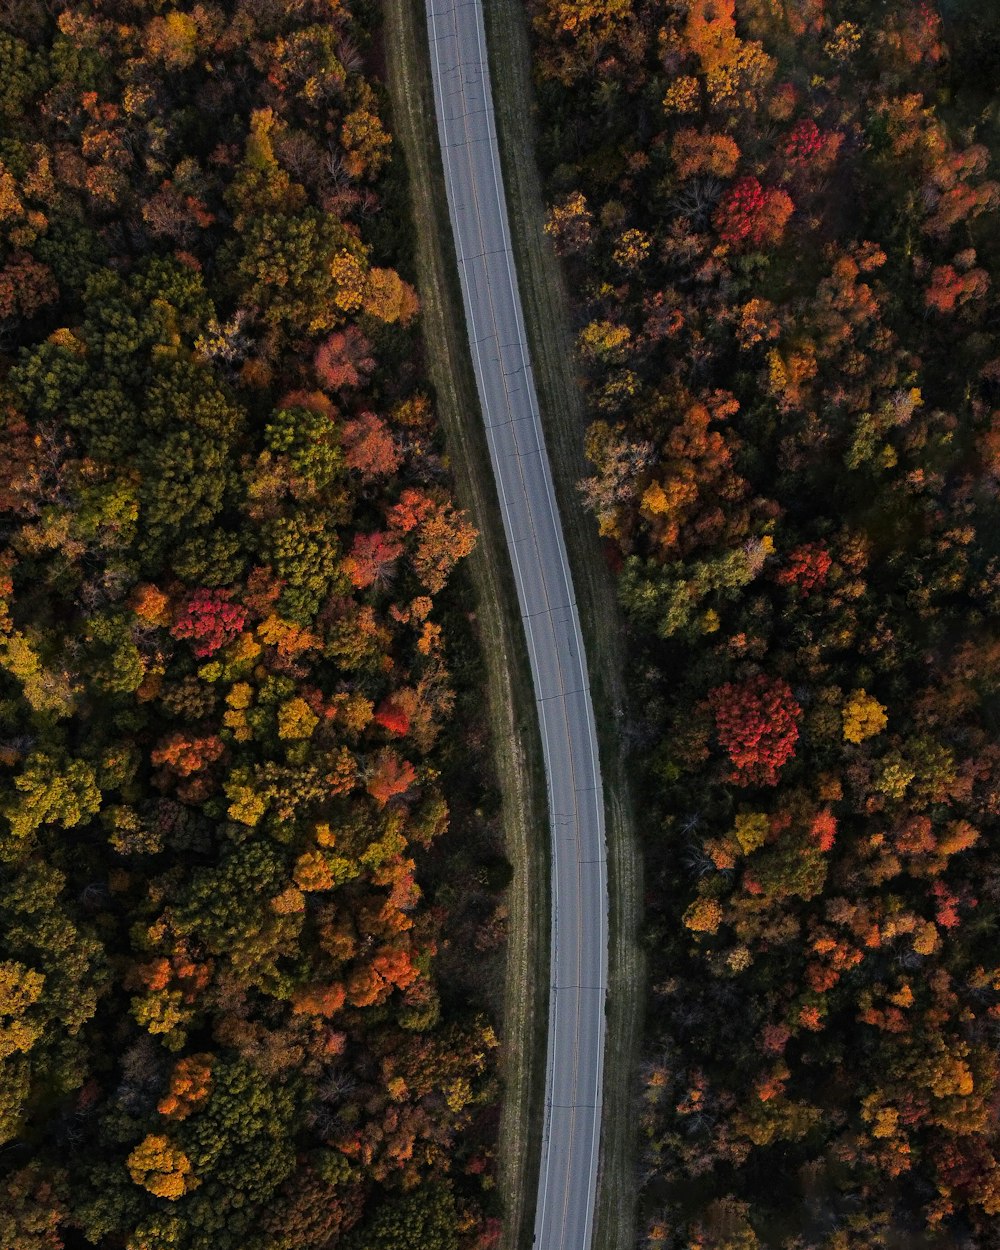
left=0, top=1, right=503, bottom=1247
left=532, top=0, right=1000, bottom=1244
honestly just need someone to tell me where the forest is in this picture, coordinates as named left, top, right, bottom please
left=529, top=0, right=1000, bottom=1246
left=0, top=2, right=506, bottom=1248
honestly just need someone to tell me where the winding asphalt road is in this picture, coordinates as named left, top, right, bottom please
left=425, top=4, right=609, bottom=1248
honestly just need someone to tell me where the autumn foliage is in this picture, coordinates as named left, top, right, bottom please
left=0, top=0, right=495, bottom=1246
left=709, top=675, right=801, bottom=785
left=342, top=411, right=402, bottom=478
left=126, top=1135, right=198, bottom=1201
left=774, top=542, right=831, bottom=593
left=170, top=589, right=248, bottom=658
left=534, top=0, right=1000, bottom=1242
left=713, top=177, right=794, bottom=250
left=157, top=1056, right=213, bottom=1121
left=374, top=699, right=411, bottom=736
left=314, top=326, right=375, bottom=392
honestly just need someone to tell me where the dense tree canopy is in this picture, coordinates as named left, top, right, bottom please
left=532, top=0, right=1000, bottom=1245
left=0, top=2, right=504, bottom=1248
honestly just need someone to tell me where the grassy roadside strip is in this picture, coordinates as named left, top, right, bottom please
left=478, top=2, right=646, bottom=1248
left=380, top=5, right=550, bottom=1248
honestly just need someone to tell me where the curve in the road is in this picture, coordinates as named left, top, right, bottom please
left=424, top=4, right=609, bottom=1249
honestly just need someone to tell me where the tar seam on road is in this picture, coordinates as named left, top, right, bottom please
left=424, top=2, right=610, bottom=1249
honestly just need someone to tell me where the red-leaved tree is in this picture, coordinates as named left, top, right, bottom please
left=342, top=412, right=401, bottom=478
left=783, top=118, right=823, bottom=164
left=713, top=177, right=794, bottom=250
left=170, top=588, right=247, bottom=657
left=343, top=531, right=404, bottom=590
left=775, top=543, right=831, bottom=593
left=374, top=698, right=410, bottom=736
left=708, top=674, right=801, bottom=785
left=314, top=325, right=375, bottom=391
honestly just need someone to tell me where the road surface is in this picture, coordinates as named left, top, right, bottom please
left=424, top=4, right=609, bottom=1248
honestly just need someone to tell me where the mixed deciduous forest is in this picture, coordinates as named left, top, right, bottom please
left=0, top=2, right=505, bottom=1248
left=530, top=0, right=1000, bottom=1245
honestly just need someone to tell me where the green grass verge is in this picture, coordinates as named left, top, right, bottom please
left=380, top=5, right=551, bottom=1250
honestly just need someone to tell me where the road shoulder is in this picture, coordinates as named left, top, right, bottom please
left=477, top=1, right=646, bottom=1247
left=381, top=4, right=550, bottom=1249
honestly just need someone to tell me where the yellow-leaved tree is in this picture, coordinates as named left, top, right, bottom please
left=842, top=689, right=888, bottom=743
left=126, top=1134, right=199, bottom=1199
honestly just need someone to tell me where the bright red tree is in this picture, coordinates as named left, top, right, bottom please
left=775, top=543, right=832, bottom=593
left=924, top=263, right=990, bottom=314
left=170, top=589, right=247, bottom=657
left=374, top=698, right=411, bottom=736
left=709, top=675, right=801, bottom=785
left=714, top=177, right=794, bottom=249
left=783, top=118, right=823, bottom=163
